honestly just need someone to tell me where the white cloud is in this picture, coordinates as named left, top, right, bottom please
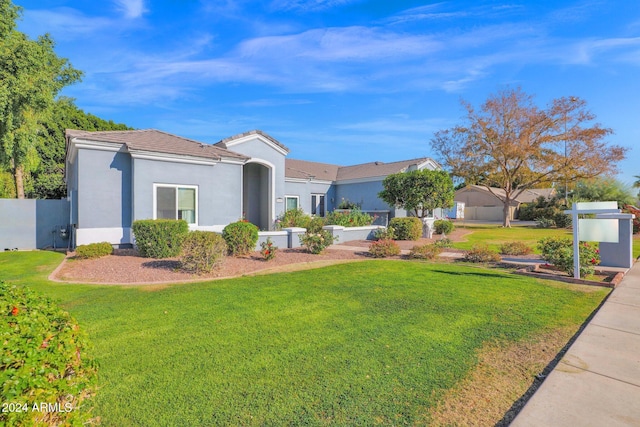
left=20, top=7, right=113, bottom=40
left=113, top=0, right=147, bottom=19
left=270, top=0, right=360, bottom=13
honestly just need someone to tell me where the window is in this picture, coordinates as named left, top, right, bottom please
left=311, top=194, right=325, bottom=217
left=285, top=196, right=299, bottom=211
left=154, top=184, right=197, bottom=224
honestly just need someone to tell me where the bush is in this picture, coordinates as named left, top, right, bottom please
left=222, top=221, right=259, bottom=256
left=463, top=244, right=501, bottom=263
left=326, top=209, right=374, bottom=227
left=409, top=244, right=442, bottom=260
left=132, top=219, right=189, bottom=258
left=260, top=237, right=278, bottom=261
left=75, top=241, right=113, bottom=259
left=373, top=226, right=395, bottom=241
left=0, top=281, right=97, bottom=426
left=499, top=241, right=533, bottom=256
left=368, top=239, right=401, bottom=258
left=553, top=212, right=572, bottom=228
left=300, top=229, right=337, bottom=254
left=535, top=217, right=556, bottom=228
left=276, top=208, right=311, bottom=229
left=337, top=198, right=360, bottom=209
left=180, top=231, right=227, bottom=274
left=433, top=219, right=454, bottom=235
left=538, top=237, right=600, bottom=276
left=432, top=237, right=453, bottom=248
left=623, top=205, right=640, bottom=234
left=389, top=217, right=423, bottom=240
left=308, top=216, right=327, bottom=233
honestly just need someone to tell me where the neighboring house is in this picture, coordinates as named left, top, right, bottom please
left=455, top=185, right=556, bottom=221
left=65, top=128, right=442, bottom=247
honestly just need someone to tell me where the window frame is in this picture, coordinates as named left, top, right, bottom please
left=153, top=183, right=198, bottom=225
left=311, top=193, right=326, bottom=217
left=284, top=195, right=299, bottom=212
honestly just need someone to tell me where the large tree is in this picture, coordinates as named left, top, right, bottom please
left=0, top=0, right=81, bottom=198
left=430, top=87, right=628, bottom=227
left=378, top=169, right=455, bottom=218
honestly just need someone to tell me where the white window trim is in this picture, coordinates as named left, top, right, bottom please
left=284, top=195, right=299, bottom=211
left=311, top=193, right=326, bottom=217
left=153, top=183, right=199, bottom=225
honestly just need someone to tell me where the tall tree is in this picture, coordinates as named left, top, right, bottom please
left=29, top=97, right=131, bottom=199
left=378, top=169, right=455, bottom=218
left=430, top=87, right=627, bottom=227
left=0, top=0, right=81, bottom=198
left=570, top=177, right=636, bottom=208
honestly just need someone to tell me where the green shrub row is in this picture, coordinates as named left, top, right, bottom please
left=75, top=241, right=113, bottom=259
left=0, top=282, right=97, bottom=426
left=389, top=217, right=422, bottom=240
left=326, top=209, right=374, bottom=227
left=132, top=219, right=189, bottom=258
left=180, top=231, right=227, bottom=274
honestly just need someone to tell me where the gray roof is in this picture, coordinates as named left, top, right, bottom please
left=215, top=129, right=289, bottom=153
left=285, top=157, right=436, bottom=182
left=66, top=129, right=248, bottom=161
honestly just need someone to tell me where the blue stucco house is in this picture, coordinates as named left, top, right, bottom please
left=65, top=129, right=442, bottom=247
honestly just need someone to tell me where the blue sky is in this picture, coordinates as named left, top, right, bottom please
left=15, top=0, right=640, bottom=185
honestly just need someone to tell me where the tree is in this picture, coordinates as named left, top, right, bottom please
left=0, top=0, right=81, bottom=198
left=378, top=169, right=455, bottom=218
left=430, top=87, right=628, bottom=227
left=570, top=177, right=636, bottom=208
left=28, top=97, right=131, bottom=199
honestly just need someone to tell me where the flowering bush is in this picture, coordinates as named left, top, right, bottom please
left=260, top=237, right=278, bottom=261
left=368, top=239, right=401, bottom=258
left=463, top=244, right=501, bottom=263
left=537, top=237, right=600, bottom=276
left=326, top=209, right=374, bottom=227
left=300, top=230, right=337, bottom=254
left=222, top=221, right=259, bottom=256
left=180, top=231, right=227, bottom=274
left=276, top=208, right=311, bottom=229
left=409, top=243, right=442, bottom=260
left=0, top=281, right=97, bottom=426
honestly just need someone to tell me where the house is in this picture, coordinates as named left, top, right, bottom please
left=454, top=185, right=557, bottom=221
left=65, top=128, right=442, bottom=247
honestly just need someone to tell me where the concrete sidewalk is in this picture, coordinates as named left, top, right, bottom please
left=511, top=261, right=640, bottom=426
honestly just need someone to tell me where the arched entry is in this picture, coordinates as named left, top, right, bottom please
left=242, top=161, right=272, bottom=230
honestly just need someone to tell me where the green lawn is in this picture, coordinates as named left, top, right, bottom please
left=451, top=223, right=572, bottom=253
left=2, top=251, right=609, bottom=425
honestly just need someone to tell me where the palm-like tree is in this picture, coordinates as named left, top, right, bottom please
left=634, top=175, right=640, bottom=188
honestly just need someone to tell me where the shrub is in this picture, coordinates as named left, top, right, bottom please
left=463, top=244, right=501, bottom=263
left=432, top=237, right=453, bottom=248
left=553, top=212, right=572, bottom=228
left=260, top=237, right=278, bottom=261
left=180, top=231, right=227, bottom=274
left=535, top=217, right=556, bottom=228
left=308, top=216, right=327, bottom=233
left=75, top=241, right=113, bottom=259
left=300, top=229, right=337, bottom=254
left=409, top=243, right=442, bottom=260
left=0, top=281, right=97, bottom=426
left=389, top=217, right=422, bottom=240
left=337, top=198, right=360, bottom=209
left=373, top=226, right=395, bottom=241
left=499, top=241, right=533, bottom=256
left=368, top=239, right=401, bottom=258
left=623, top=205, right=640, bottom=234
left=538, top=237, right=600, bottom=276
left=433, top=219, right=454, bottom=235
left=276, top=208, right=311, bottom=229
left=222, top=221, right=259, bottom=256
left=132, top=219, right=189, bottom=258
left=326, top=209, right=374, bottom=227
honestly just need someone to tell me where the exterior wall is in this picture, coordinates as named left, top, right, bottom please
left=243, top=163, right=270, bottom=229
left=455, top=189, right=503, bottom=207
left=0, top=199, right=70, bottom=250
left=464, top=206, right=515, bottom=221
left=132, top=158, right=242, bottom=227
left=283, top=180, right=335, bottom=216
left=335, top=180, right=388, bottom=211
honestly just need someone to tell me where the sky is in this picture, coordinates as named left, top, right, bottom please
left=14, top=0, right=640, bottom=186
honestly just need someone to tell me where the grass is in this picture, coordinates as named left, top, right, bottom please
left=451, top=223, right=571, bottom=253
left=2, top=250, right=609, bottom=425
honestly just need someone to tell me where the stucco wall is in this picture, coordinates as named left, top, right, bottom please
left=335, top=180, right=389, bottom=211
left=283, top=180, right=335, bottom=216
left=0, top=199, right=70, bottom=250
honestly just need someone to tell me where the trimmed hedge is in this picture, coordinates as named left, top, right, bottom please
left=180, top=231, right=227, bottom=274
left=0, top=281, right=97, bottom=426
left=132, top=219, right=189, bottom=258
left=389, top=217, right=422, bottom=240
left=222, top=221, right=259, bottom=256
left=75, top=241, right=113, bottom=259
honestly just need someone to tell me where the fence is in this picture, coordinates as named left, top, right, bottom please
left=0, top=199, right=70, bottom=250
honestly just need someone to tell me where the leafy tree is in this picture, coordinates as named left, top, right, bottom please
left=378, top=169, right=454, bottom=218
left=430, top=87, right=627, bottom=227
left=28, top=98, right=131, bottom=199
left=0, top=0, right=81, bottom=198
left=570, top=177, right=637, bottom=208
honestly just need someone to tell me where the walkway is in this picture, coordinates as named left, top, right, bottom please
left=511, top=260, right=640, bottom=426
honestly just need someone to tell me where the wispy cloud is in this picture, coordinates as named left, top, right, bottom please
left=21, top=7, right=113, bottom=40
left=113, top=0, right=147, bottom=19
left=270, top=0, right=360, bottom=13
